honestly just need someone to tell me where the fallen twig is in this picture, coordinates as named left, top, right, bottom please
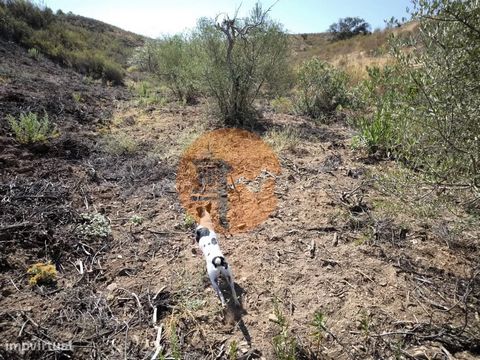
left=150, top=324, right=164, bottom=360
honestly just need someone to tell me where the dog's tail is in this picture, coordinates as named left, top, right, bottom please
left=212, top=256, right=228, bottom=269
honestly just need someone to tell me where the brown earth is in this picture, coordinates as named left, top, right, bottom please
left=0, top=40, right=479, bottom=360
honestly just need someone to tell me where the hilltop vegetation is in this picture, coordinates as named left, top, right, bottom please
left=0, top=0, right=144, bottom=84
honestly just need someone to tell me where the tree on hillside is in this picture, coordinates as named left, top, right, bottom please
left=328, top=17, right=371, bottom=41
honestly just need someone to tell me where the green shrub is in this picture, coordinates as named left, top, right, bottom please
left=27, top=47, right=39, bottom=59
left=6, top=112, right=56, bottom=144
left=352, top=65, right=413, bottom=155
left=102, top=60, right=124, bottom=85
left=355, top=0, right=480, bottom=191
left=132, top=35, right=201, bottom=104
left=272, top=300, right=297, bottom=360
left=195, top=3, right=292, bottom=126
left=103, top=133, right=138, bottom=155
left=295, top=58, right=350, bottom=120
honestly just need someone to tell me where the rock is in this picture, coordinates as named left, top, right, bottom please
left=106, top=282, right=118, bottom=292
left=268, top=313, right=279, bottom=323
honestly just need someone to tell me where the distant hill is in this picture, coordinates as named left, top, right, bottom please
left=0, top=0, right=146, bottom=84
left=289, top=22, right=418, bottom=82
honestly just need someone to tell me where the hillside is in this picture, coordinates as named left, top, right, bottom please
left=290, top=22, right=419, bottom=81
left=1, top=3, right=479, bottom=360
left=0, top=0, right=145, bottom=84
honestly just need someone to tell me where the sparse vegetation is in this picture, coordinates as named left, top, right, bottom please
left=271, top=300, right=297, bottom=360
left=167, top=318, right=182, bottom=360
left=132, top=81, right=167, bottom=106
left=228, top=340, right=238, bottom=360
left=310, top=310, right=326, bottom=354
left=103, top=133, right=139, bottom=155
left=270, top=96, right=294, bottom=114
left=6, top=111, right=57, bottom=143
left=263, top=126, right=299, bottom=153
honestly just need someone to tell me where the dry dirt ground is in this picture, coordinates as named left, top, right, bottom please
left=1, top=40, right=479, bottom=360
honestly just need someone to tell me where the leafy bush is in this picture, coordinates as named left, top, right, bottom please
left=295, top=58, right=350, bottom=120
left=355, top=0, right=480, bottom=191
left=352, top=65, right=414, bottom=154
left=132, top=36, right=201, bottom=103
left=195, top=3, right=292, bottom=126
left=328, top=17, right=371, bottom=41
left=403, top=0, right=480, bottom=189
left=7, top=112, right=57, bottom=143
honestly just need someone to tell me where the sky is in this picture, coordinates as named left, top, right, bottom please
left=43, top=0, right=413, bottom=38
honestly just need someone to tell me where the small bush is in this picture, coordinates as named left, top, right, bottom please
left=271, top=96, right=294, bottom=114
left=6, top=112, right=57, bottom=144
left=103, top=133, right=138, bottom=155
left=310, top=310, right=326, bottom=355
left=263, top=127, right=299, bottom=153
left=184, top=213, right=195, bottom=229
left=295, top=58, right=350, bottom=120
left=102, top=60, right=124, bottom=85
left=72, top=92, right=82, bottom=102
left=130, top=215, right=144, bottom=225
left=76, top=212, right=111, bottom=239
left=354, top=104, right=395, bottom=155
left=27, top=261, right=57, bottom=286
left=27, top=47, right=39, bottom=59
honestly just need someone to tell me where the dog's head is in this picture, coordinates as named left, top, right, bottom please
left=196, top=202, right=214, bottom=230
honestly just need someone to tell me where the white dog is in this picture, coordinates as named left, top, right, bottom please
left=195, top=204, right=240, bottom=307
